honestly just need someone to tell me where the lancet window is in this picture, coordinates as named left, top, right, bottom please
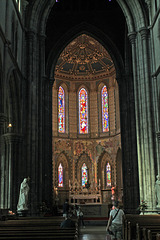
left=106, top=162, right=111, bottom=187
left=58, top=86, right=65, bottom=133
left=79, top=88, right=88, bottom=134
left=58, top=163, right=63, bottom=187
left=101, top=85, right=109, bottom=132
left=82, top=163, right=88, bottom=187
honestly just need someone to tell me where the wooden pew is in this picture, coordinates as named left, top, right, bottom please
left=123, top=214, right=160, bottom=240
left=0, top=217, right=79, bottom=240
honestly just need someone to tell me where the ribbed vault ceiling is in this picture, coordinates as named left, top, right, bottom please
left=55, top=34, right=114, bottom=80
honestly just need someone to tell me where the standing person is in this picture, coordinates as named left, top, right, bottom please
left=63, top=199, right=69, bottom=219
left=77, top=206, right=85, bottom=228
left=106, top=200, right=125, bottom=240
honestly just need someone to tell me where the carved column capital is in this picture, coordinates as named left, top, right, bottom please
left=139, top=27, right=149, bottom=40
left=128, top=32, right=137, bottom=44
left=3, top=133, right=23, bottom=144
left=145, top=0, right=151, bottom=9
left=26, top=30, right=36, bottom=41
left=157, top=132, right=160, bottom=142
left=0, top=113, right=8, bottom=124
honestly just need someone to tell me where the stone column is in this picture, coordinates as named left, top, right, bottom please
left=2, top=132, right=23, bottom=211
left=43, top=77, right=53, bottom=207
left=139, top=27, right=156, bottom=210
left=38, top=34, right=46, bottom=202
left=156, top=132, right=160, bottom=174
left=128, top=32, right=143, bottom=207
left=118, top=48, right=139, bottom=213
left=52, top=83, right=58, bottom=136
left=0, top=114, right=8, bottom=209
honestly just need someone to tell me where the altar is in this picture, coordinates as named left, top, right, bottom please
left=69, top=179, right=102, bottom=205
left=69, top=192, right=102, bottom=205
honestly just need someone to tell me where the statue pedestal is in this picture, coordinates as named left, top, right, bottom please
left=17, top=210, right=28, bottom=217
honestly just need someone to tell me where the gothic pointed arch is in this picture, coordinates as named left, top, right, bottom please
left=58, top=85, right=65, bottom=133
left=97, top=150, right=114, bottom=189
left=46, top=24, right=124, bottom=80
left=55, top=151, right=70, bottom=189
left=26, top=0, right=148, bottom=38
left=97, top=82, right=110, bottom=135
left=75, top=152, right=93, bottom=186
left=52, top=81, right=69, bottom=136
left=78, top=86, right=89, bottom=134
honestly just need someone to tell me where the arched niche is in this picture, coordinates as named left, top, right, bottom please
left=55, top=151, right=70, bottom=189
left=52, top=81, right=69, bottom=136
left=97, top=151, right=114, bottom=190
left=75, top=152, right=93, bottom=186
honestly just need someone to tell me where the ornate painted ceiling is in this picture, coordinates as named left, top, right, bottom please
left=55, top=34, right=115, bottom=81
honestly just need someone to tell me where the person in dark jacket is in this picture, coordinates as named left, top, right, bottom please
left=60, top=216, right=75, bottom=228
left=63, top=199, right=69, bottom=219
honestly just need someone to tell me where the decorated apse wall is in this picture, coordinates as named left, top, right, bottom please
left=52, top=136, right=122, bottom=204
left=52, top=34, right=122, bottom=205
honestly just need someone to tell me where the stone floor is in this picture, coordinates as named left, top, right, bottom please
left=79, top=226, right=108, bottom=240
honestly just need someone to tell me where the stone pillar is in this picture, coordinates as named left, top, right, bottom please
left=2, top=132, right=23, bottom=211
left=118, top=55, right=139, bottom=213
left=38, top=34, right=46, bottom=202
left=52, top=83, right=58, bottom=136
left=128, top=32, right=143, bottom=209
left=156, top=132, right=160, bottom=174
left=43, top=77, right=53, bottom=207
left=0, top=114, right=8, bottom=209
left=139, top=27, right=156, bottom=210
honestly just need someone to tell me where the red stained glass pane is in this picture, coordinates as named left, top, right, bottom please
left=102, top=85, right=109, bottom=132
left=79, top=88, right=88, bottom=134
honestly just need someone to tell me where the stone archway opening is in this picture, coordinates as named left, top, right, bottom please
left=51, top=33, right=123, bottom=215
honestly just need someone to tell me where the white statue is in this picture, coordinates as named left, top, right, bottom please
left=17, top=177, right=30, bottom=211
left=155, top=175, right=160, bottom=208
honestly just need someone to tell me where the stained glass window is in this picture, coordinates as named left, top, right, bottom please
left=102, top=85, right=109, bottom=132
left=82, top=163, right=88, bottom=187
left=58, top=163, right=63, bottom=187
left=79, top=88, right=88, bottom=134
left=106, top=163, right=111, bottom=187
left=58, top=86, right=65, bottom=133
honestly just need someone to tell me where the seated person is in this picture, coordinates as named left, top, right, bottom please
left=60, top=216, right=75, bottom=228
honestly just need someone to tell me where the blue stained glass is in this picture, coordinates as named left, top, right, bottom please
left=82, top=163, right=88, bottom=187
left=58, top=86, right=65, bottom=133
left=79, top=88, right=88, bottom=134
left=58, top=163, right=63, bottom=187
left=102, top=85, right=109, bottom=132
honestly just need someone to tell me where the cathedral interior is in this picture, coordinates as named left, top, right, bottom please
left=0, top=0, right=160, bottom=218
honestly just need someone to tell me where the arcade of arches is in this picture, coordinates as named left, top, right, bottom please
left=0, top=0, right=160, bottom=217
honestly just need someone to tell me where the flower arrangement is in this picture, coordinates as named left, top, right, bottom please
left=137, top=200, right=148, bottom=214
